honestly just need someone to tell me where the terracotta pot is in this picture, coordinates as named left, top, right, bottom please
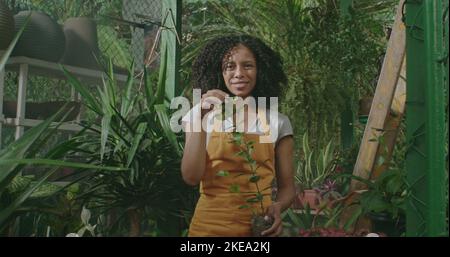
left=0, top=0, right=14, bottom=50
left=12, top=11, right=65, bottom=62
left=293, top=189, right=321, bottom=210
left=2, top=100, right=80, bottom=121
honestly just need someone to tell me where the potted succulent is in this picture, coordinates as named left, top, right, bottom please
left=293, top=131, right=339, bottom=210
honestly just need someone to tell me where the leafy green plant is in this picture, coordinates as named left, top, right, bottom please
left=60, top=56, right=195, bottom=236
left=295, top=131, right=337, bottom=190
left=354, top=168, right=408, bottom=220
left=0, top=14, right=123, bottom=235
left=215, top=131, right=273, bottom=236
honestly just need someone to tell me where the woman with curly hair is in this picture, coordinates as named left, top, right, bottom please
left=181, top=34, right=295, bottom=237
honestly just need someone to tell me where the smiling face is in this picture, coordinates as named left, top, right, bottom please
left=222, top=44, right=257, bottom=98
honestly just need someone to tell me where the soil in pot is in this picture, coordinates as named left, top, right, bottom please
left=251, top=214, right=273, bottom=237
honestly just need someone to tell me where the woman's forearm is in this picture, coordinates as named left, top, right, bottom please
left=181, top=130, right=207, bottom=186
left=275, top=183, right=296, bottom=211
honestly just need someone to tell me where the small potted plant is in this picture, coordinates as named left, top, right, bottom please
left=342, top=166, right=408, bottom=237
left=216, top=131, right=274, bottom=237
left=293, top=131, right=339, bottom=210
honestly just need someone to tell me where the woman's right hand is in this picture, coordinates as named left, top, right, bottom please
left=201, top=89, right=229, bottom=119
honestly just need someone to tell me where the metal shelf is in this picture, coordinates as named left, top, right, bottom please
left=0, top=56, right=128, bottom=149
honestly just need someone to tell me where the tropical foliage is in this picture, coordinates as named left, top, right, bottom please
left=59, top=58, right=195, bottom=236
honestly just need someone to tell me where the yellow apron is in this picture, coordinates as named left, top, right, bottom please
left=188, top=131, right=275, bottom=237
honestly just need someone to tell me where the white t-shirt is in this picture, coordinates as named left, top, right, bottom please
left=181, top=104, right=293, bottom=147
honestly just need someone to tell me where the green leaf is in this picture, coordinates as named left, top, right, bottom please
left=235, top=150, right=247, bottom=158
left=126, top=122, right=147, bottom=168
left=249, top=175, right=261, bottom=183
left=62, top=66, right=102, bottom=115
left=0, top=159, right=127, bottom=171
left=0, top=109, right=64, bottom=191
left=255, top=193, right=263, bottom=201
left=0, top=168, right=56, bottom=227
left=229, top=184, right=240, bottom=193
left=376, top=155, right=385, bottom=167
left=216, top=170, right=230, bottom=177
left=143, top=68, right=155, bottom=107
left=286, top=208, right=304, bottom=228
left=343, top=206, right=363, bottom=231
left=100, top=114, right=112, bottom=161
left=156, top=43, right=167, bottom=105
left=154, top=104, right=182, bottom=156
left=120, top=61, right=136, bottom=117
left=232, top=132, right=243, bottom=143
left=246, top=197, right=260, bottom=203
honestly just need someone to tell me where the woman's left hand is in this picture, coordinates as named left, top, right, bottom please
left=261, top=202, right=283, bottom=237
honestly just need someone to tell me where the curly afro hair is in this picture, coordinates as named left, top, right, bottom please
left=191, top=34, right=287, bottom=98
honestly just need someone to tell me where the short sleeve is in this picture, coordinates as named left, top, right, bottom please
left=277, top=113, right=294, bottom=144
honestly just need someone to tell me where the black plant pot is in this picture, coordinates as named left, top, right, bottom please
left=12, top=11, right=65, bottom=62
left=368, top=212, right=406, bottom=237
left=0, top=0, right=14, bottom=50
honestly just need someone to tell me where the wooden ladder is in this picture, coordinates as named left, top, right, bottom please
left=351, top=0, right=407, bottom=190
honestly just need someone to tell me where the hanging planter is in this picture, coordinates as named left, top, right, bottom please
left=12, top=11, right=66, bottom=62
left=0, top=0, right=14, bottom=50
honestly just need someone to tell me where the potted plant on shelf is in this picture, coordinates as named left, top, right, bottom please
left=293, top=131, right=340, bottom=210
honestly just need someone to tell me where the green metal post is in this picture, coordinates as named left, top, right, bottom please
left=406, top=0, right=448, bottom=236
left=445, top=0, right=449, bottom=236
left=161, top=0, right=182, bottom=101
left=340, top=0, right=354, bottom=150
left=406, top=0, right=427, bottom=237
left=423, top=0, right=447, bottom=236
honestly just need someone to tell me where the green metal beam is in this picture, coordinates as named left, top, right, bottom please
left=339, top=0, right=354, bottom=150
left=423, top=0, right=447, bottom=236
left=406, top=0, right=427, bottom=237
left=445, top=0, right=449, bottom=236
left=161, top=0, right=182, bottom=101
left=406, top=0, right=448, bottom=237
